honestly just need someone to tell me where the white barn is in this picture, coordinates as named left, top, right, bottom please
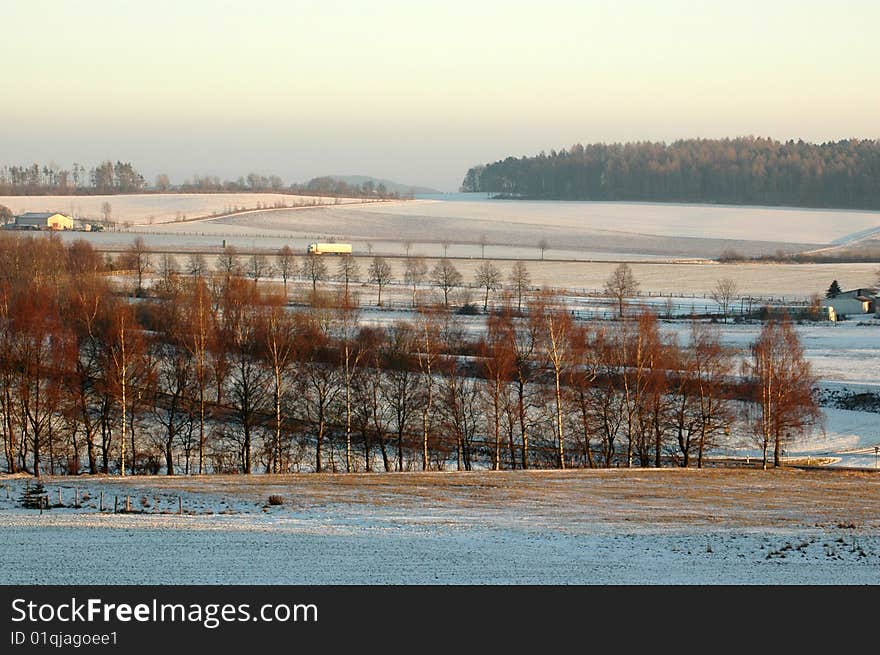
left=821, top=288, right=877, bottom=321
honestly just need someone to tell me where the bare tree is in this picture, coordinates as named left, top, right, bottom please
left=186, top=253, right=207, bottom=278
left=746, top=316, right=822, bottom=469
left=121, top=237, right=152, bottom=297
left=538, top=238, right=548, bottom=260
left=689, top=321, right=734, bottom=468
left=536, top=294, right=573, bottom=468
left=299, top=316, right=340, bottom=473
left=158, top=253, right=177, bottom=289
left=258, top=295, right=297, bottom=473
left=182, top=278, right=214, bottom=474
left=337, top=301, right=363, bottom=472
left=711, top=278, right=739, bottom=322
left=222, top=280, right=269, bottom=474
left=604, top=263, right=639, bottom=318
left=474, top=261, right=502, bottom=311
left=404, top=257, right=428, bottom=307
left=301, top=254, right=328, bottom=294
left=479, top=307, right=517, bottom=469
left=248, top=253, right=269, bottom=289
left=567, top=322, right=600, bottom=468
left=336, top=254, right=361, bottom=300
left=218, top=245, right=243, bottom=283
left=103, top=301, right=145, bottom=476
left=154, top=174, right=171, bottom=191
left=509, top=261, right=531, bottom=313
left=431, top=258, right=463, bottom=307
left=416, top=310, right=442, bottom=470
left=368, top=256, right=393, bottom=306
left=276, top=246, right=295, bottom=295
left=479, top=233, right=488, bottom=259
left=382, top=324, right=419, bottom=471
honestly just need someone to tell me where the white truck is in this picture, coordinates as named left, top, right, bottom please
left=306, top=242, right=352, bottom=255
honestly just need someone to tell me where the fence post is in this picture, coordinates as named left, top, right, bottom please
left=178, top=497, right=183, bottom=515
left=114, top=496, right=118, bottom=514
left=126, top=496, right=131, bottom=513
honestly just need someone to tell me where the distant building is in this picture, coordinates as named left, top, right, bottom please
left=14, top=212, right=74, bottom=231
left=821, top=287, right=877, bottom=321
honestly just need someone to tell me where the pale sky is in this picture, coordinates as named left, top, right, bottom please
left=2, top=0, right=878, bottom=190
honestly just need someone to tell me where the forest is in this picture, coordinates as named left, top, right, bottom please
left=461, top=137, right=880, bottom=210
left=0, top=234, right=820, bottom=479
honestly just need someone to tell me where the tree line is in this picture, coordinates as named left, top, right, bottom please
left=0, top=161, right=145, bottom=195
left=461, top=137, right=880, bottom=210
left=0, top=233, right=820, bottom=479
left=0, top=162, right=400, bottom=199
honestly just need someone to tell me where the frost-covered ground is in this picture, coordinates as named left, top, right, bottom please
left=198, top=198, right=880, bottom=258
left=1, top=471, right=878, bottom=584
left=0, top=193, right=365, bottom=224
left=15, top=197, right=880, bottom=261
left=663, top=319, right=880, bottom=387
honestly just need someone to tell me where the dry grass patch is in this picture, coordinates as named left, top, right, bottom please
left=18, top=468, right=878, bottom=532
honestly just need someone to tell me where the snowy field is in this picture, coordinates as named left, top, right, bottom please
left=1, top=470, right=878, bottom=584
left=11, top=196, right=880, bottom=260
left=662, top=319, right=880, bottom=387
left=191, top=198, right=880, bottom=258
left=0, top=193, right=366, bottom=224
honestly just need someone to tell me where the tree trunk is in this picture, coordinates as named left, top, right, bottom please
left=198, top=385, right=206, bottom=474
left=345, top=347, right=353, bottom=473
left=315, top=411, right=324, bottom=473
left=554, top=371, right=565, bottom=469
left=492, top=383, right=501, bottom=471
left=517, top=379, right=529, bottom=469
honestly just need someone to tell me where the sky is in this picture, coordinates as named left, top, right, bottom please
left=2, top=0, right=879, bottom=191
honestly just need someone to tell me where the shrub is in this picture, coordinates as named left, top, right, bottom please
left=267, top=495, right=285, bottom=506
left=19, top=480, right=48, bottom=510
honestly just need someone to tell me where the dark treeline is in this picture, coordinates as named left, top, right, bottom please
left=0, top=162, right=400, bottom=199
left=0, top=234, right=819, bottom=479
left=461, top=137, right=880, bottom=210
left=1, top=161, right=145, bottom=195
left=175, top=174, right=402, bottom=199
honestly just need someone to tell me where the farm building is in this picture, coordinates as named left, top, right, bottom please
left=13, top=212, right=74, bottom=230
left=821, top=288, right=877, bottom=321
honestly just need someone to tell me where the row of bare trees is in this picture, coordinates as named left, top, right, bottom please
left=125, top=241, right=531, bottom=311
left=0, top=234, right=821, bottom=477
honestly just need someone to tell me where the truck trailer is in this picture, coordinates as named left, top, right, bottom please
left=307, top=242, right=352, bottom=255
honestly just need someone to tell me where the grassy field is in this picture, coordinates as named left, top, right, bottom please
left=4, top=469, right=878, bottom=584
left=12, top=468, right=878, bottom=530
